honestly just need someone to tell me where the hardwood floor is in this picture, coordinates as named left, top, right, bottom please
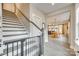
left=44, top=35, right=75, bottom=56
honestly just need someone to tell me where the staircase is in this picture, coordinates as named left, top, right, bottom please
left=2, top=9, right=41, bottom=56
left=3, top=9, right=28, bottom=41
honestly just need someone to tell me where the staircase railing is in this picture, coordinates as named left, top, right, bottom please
left=3, top=36, right=42, bottom=56
left=14, top=4, right=42, bottom=32
left=2, top=4, right=44, bottom=56
left=14, top=4, right=44, bottom=55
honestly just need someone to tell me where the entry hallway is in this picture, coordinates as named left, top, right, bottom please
left=44, top=35, right=75, bottom=56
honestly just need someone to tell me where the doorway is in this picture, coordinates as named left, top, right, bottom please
left=44, top=21, right=71, bottom=56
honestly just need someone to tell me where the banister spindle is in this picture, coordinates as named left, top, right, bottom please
left=21, top=40, right=24, bottom=56
left=12, top=43, right=14, bottom=56
left=6, top=44, right=8, bottom=56
left=17, top=42, right=18, bottom=56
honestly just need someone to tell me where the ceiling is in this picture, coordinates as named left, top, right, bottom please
left=47, top=12, right=70, bottom=25
left=32, top=3, right=72, bottom=14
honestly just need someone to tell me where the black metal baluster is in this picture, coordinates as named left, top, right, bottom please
left=31, top=38, right=32, bottom=56
left=21, top=40, right=24, bottom=56
left=12, top=43, right=14, bottom=56
left=26, top=39, right=27, bottom=56
left=17, top=42, right=18, bottom=56
left=6, top=44, right=8, bottom=56
left=28, top=39, right=29, bottom=56
left=28, top=38, right=30, bottom=56
left=27, top=39, right=28, bottom=56
left=39, top=36, right=41, bottom=56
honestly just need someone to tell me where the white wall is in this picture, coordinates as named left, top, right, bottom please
left=15, top=4, right=30, bottom=34
left=3, top=3, right=15, bottom=12
left=75, top=4, right=79, bottom=43
left=16, top=3, right=30, bottom=19
left=30, top=4, right=43, bottom=37
left=75, top=4, right=79, bottom=55
left=30, top=4, right=48, bottom=42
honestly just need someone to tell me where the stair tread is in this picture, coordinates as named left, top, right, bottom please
left=3, top=22, right=24, bottom=26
